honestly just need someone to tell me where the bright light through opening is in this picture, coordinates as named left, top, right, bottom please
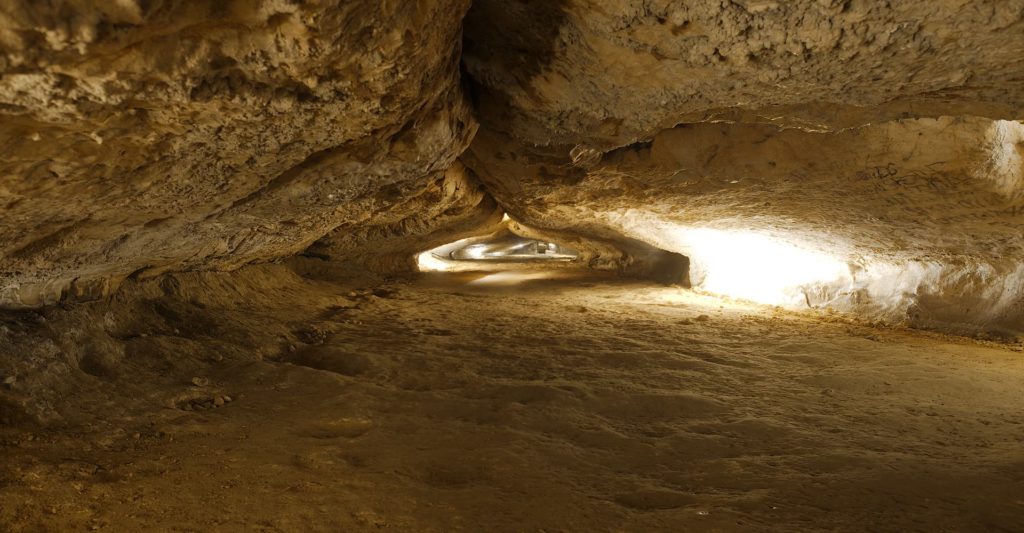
left=671, top=227, right=852, bottom=306
left=417, top=231, right=578, bottom=273
left=417, top=247, right=459, bottom=272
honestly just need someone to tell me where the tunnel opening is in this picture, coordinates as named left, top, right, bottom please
left=438, top=233, right=577, bottom=263
left=416, top=214, right=692, bottom=287
left=417, top=225, right=580, bottom=273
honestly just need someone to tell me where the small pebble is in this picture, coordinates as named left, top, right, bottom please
left=223, top=395, right=233, bottom=403
left=213, top=396, right=225, bottom=407
left=191, top=377, right=209, bottom=387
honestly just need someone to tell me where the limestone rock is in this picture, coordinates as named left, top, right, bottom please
left=0, top=0, right=476, bottom=307
left=464, top=0, right=1024, bottom=147
left=464, top=117, right=1024, bottom=334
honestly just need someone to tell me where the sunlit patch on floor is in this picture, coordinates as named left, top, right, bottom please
left=467, top=270, right=565, bottom=286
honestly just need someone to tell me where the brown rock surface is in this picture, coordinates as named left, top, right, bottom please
left=2, top=268, right=1022, bottom=531
left=461, top=1, right=1024, bottom=334
left=464, top=117, right=1024, bottom=333
left=3, top=4, right=1024, bottom=531
left=464, top=0, right=1024, bottom=147
left=0, top=0, right=476, bottom=307
left=1, top=2, right=1023, bottom=330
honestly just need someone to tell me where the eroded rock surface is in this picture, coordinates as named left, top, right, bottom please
left=0, top=0, right=476, bottom=307
left=1, top=1, right=1023, bottom=335
left=465, top=117, right=1024, bottom=334
left=461, top=1, right=1024, bottom=334
left=2, top=4, right=1024, bottom=529
left=464, top=0, right=1024, bottom=147
left=306, top=161, right=503, bottom=273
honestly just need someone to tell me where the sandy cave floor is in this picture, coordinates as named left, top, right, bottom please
left=2, top=268, right=1024, bottom=532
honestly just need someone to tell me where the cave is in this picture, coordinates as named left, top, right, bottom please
left=1, top=1, right=1023, bottom=531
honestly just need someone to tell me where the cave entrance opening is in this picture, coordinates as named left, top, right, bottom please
left=443, top=234, right=577, bottom=263
left=417, top=227, right=580, bottom=273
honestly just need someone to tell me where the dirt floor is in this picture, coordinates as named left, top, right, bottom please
left=1, top=265, right=1023, bottom=532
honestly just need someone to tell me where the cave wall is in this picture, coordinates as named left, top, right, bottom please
left=461, top=0, right=1024, bottom=334
left=464, top=118, right=1024, bottom=334
left=464, top=0, right=1024, bottom=148
left=0, top=0, right=478, bottom=307
left=305, top=161, right=504, bottom=274
left=0, top=1, right=1022, bottom=335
